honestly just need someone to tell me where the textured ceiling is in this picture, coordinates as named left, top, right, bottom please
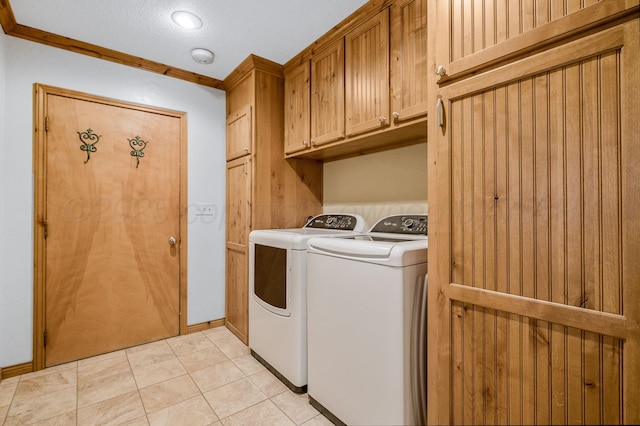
left=10, top=0, right=368, bottom=81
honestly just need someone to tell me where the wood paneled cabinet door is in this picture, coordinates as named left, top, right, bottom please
left=226, top=105, right=252, bottom=161
left=284, top=38, right=345, bottom=156
left=310, top=38, right=345, bottom=147
left=284, top=62, right=311, bottom=155
left=427, top=1, right=640, bottom=423
left=345, top=8, right=390, bottom=137
left=225, top=156, right=252, bottom=343
left=390, top=0, right=427, bottom=124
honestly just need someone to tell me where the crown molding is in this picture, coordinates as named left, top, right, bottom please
left=0, top=0, right=225, bottom=90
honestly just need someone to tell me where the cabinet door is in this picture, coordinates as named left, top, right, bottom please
left=226, top=156, right=251, bottom=343
left=225, top=243, right=248, bottom=344
left=390, top=0, right=427, bottom=123
left=226, top=105, right=252, bottom=161
left=311, top=38, right=345, bottom=146
left=284, top=62, right=311, bottom=155
left=226, top=156, right=251, bottom=246
left=428, top=9, right=640, bottom=426
left=345, top=8, right=390, bottom=137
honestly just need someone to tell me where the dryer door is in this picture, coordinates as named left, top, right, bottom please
left=253, top=243, right=290, bottom=316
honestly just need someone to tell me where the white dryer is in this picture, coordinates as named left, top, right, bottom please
left=248, top=214, right=368, bottom=393
left=306, top=214, right=428, bottom=425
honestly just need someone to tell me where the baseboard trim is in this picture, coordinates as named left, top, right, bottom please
left=1, top=361, right=33, bottom=379
left=0, top=321, right=225, bottom=381
left=185, top=318, right=225, bottom=334
left=0, top=321, right=226, bottom=381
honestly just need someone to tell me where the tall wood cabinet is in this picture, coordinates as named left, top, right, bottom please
left=427, top=0, right=640, bottom=424
left=224, top=55, right=323, bottom=344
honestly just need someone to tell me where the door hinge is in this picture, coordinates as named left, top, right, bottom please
left=44, top=330, right=48, bottom=347
left=45, top=116, right=49, bottom=132
left=43, top=221, right=48, bottom=239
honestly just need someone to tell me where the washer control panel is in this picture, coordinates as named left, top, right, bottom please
left=305, top=214, right=361, bottom=230
left=370, top=215, right=427, bottom=235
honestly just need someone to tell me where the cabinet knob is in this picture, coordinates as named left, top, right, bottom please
left=379, top=116, right=386, bottom=124
left=435, top=65, right=447, bottom=77
left=303, top=140, right=309, bottom=146
left=243, top=147, right=249, bottom=152
left=392, top=112, right=400, bottom=121
left=310, top=139, right=316, bottom=147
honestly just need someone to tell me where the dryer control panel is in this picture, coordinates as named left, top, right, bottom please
left=370, top=215, right=428, bottom=235
left=305, top=214, right=362, bottom=230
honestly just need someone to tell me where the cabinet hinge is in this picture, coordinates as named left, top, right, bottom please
left=44, top=330, right=48, bottom=347
left=45, top=116, right=49, bottom=132
left=43, top=221, right=48, bottom=239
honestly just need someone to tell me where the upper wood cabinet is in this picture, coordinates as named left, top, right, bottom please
left=283, top=0, right=427, bottom=160
left=284, top=61, right=310, bottom=156
left=311, top=39, right=345, bottom=147
left=226, top=105, right=252, bottom=161
left=345, top=9, right=390, bottom=137
left=390, top=0, right=428, bottom=123
left=284, top=39, right=345, bottom=156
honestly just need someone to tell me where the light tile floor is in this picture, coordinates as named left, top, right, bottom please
left=0, top=327, right=332, bottom=426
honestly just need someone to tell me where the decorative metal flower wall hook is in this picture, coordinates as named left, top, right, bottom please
left=128, top=135, right=148, bottom=168
left=78, top=128, right=101, bottom=163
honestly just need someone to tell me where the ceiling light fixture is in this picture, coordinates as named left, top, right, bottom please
left=171, top=11, right=203, bottom=30
left=191, top=48, right=214, bottom=64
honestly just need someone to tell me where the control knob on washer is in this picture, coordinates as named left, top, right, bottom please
left=403, top=218, right=414, bottom=229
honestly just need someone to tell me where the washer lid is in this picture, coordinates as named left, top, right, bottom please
left=250, top=227, right=367, bottom=250
left=309, top=238, right=396, bottom=258
left=307, top=236, right=427, bottom=266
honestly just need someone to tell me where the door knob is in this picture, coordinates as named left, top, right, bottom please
left=168, top=236, right=177, bottom=246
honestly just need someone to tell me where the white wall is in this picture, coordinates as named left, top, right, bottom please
left=0, top=30, right=7, bottom=365
left=323, top=143, right=428, bottom=227
left=0, top=34, right=227, bottom=367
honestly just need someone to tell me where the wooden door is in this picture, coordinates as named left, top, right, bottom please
left=311, top=38, right=345, bottom=147
left=226, top=105, right=252, bottom=160
left=345, top=8, right=390, bottom=137
left=38, top=89, right=183, bottom=367
left=428, top=1, right=640, bottom=424
left=225, top=156, right=252, bottom=344
left=284, top=61, right=311, bottom=155
left=390, top=0, right=427, bottom=123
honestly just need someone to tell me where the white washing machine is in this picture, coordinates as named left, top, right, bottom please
left=248, top=214, right=368, bottom=393
left=306, top=214, right=427, bottom=425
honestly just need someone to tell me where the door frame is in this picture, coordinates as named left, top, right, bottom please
left=32, top=83, right=189, bottom=371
